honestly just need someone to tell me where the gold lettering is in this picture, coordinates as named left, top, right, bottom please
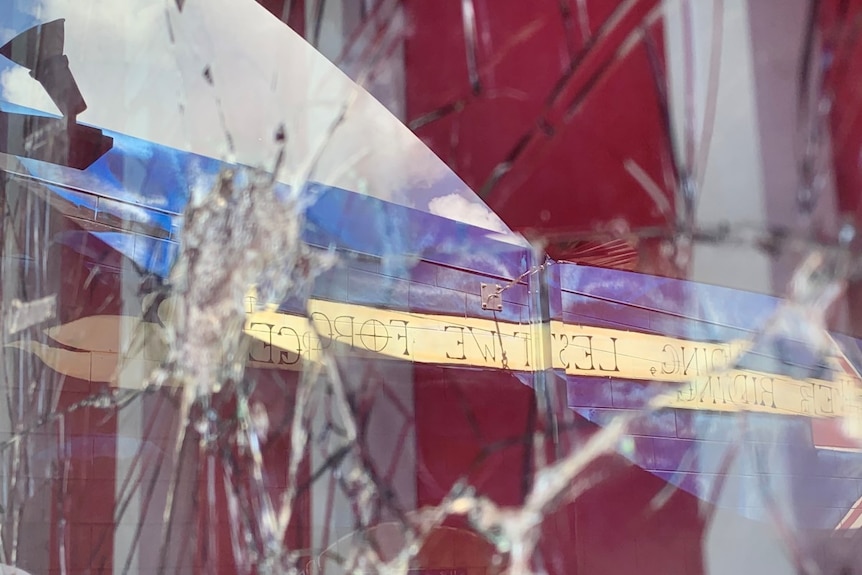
left=817, top=384, right=835, bottom=415
left=557, top=333, right=570, bottom=369
left=682, top=347, right=699, bottom=376
left=308, top=312, right=333, bottom=354
left=712, top=348, right=728, bottom=372
left=677, top=381, right=695, bottom=402
left=598, top=337, right=621, bottom=372
left=759, top=377, right=777, bottom=408
left=389, top=320, right=410, bottom=356
left=332, top=315, right=355, bottom=348
left=697, top=376, right=716, bottom=404
left=661, top=344, right=678, bottom=375
left=276, top=326, right=301, bottom=365
left=571, top=335, right=596, bottom=371
left=800, top=383, right=815, bottom=414
left=444, top=326, right=467, bottom=360
left=728, top=374, right=748, bottom=404
left=467, top=327, right=496, bottom=363
left=358, top=319, right=389, bottom=352
left=248, top=322, right=275, bottom=364
left=513, top=331, right=531, bottom=367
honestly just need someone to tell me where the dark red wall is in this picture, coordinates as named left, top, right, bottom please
left=413, top=364, right=708, bottom=575
left=818, top=0, right=862, bottom=334
left=401, top=0, right=677, bottom=266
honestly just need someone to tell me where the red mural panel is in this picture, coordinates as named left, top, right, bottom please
left=44, top=219, right=118, bottom=575
left=402, top=0, right=674, bottom=261
left=819, top=0, right=862, bottom=221
left=413, top=365, right=710, bottom=574
left=818, top=0, right=862, bottom=333
left=195, top=370, right=309, bottom=575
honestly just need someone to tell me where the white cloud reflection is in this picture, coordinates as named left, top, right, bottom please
left=0, top=0, right=519, bottom=236
left=428, top=192, right=509, bottom=233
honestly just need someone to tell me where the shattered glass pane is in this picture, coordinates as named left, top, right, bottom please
left=2, top=0, right=862, bottom=574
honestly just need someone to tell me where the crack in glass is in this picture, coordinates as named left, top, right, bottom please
left=2, top=0, right=862, bottom=573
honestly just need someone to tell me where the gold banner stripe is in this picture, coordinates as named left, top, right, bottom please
left=14, top=297, right=862, bottom=420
